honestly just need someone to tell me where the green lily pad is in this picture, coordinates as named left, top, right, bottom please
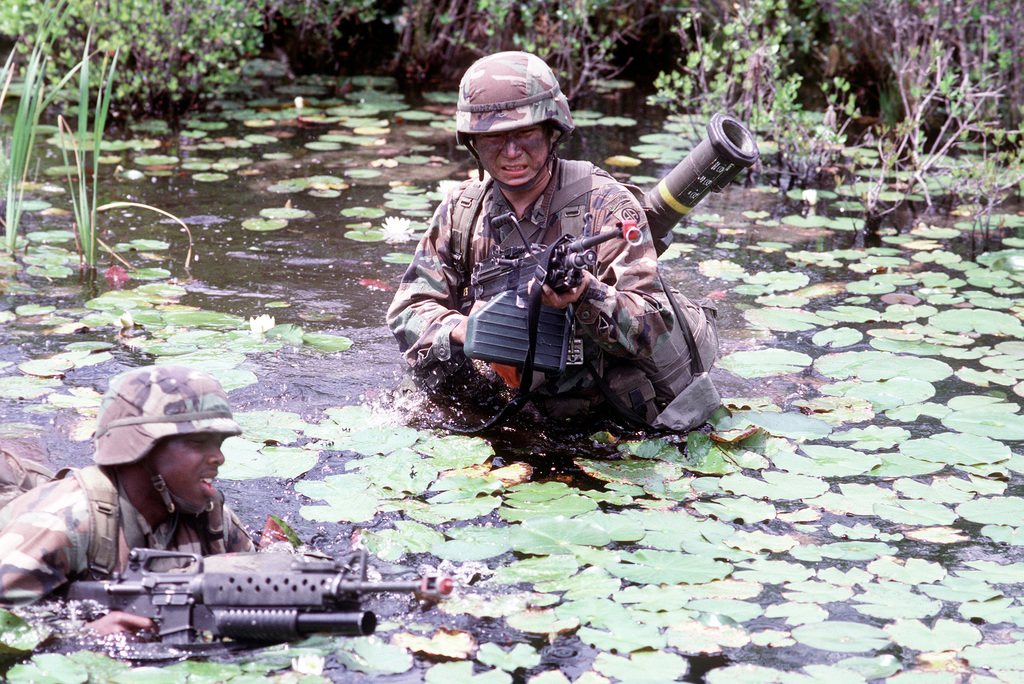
left=592, top=650, right=688, bottom=683
left=813, top=327, right=863, bottom=348
left=433, top=526, right=511, bottom=562
left=791, top=620, right=891, bottom=652
left=956, top=496, right=1024, bottom=527
left=260, top=206, right=313, bottom=220
left=219, top=441, right=320, bottom=480
left=606, top=550, right=732, bottom=585
left=744, top=307, right=832, bottom=332
left=509, top=516, right=612, bottom=555
left=719, top=349, right=814, bottom=377
left=242, top=217, right=288, bottom=231
left=301, top=333, right=353, bottom=352
left=961, top=642, right=1024, bottom=670
left=929, top=308, right=1024, bottom=335
left=899, top=432, right=1010, bottom=465
left=941, top=406, right=1024, bottom=441
left=883, top=618, right=981, bottom=652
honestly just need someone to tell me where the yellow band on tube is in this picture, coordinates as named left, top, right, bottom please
left=657, top=181, right=693, bottom=215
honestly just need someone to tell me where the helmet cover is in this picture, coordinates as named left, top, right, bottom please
left=93, top=365, right=240, bottom=465
left=456, top=51, right=574, bottom=147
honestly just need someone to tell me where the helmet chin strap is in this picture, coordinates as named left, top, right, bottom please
left=143, top=462, right=212, bottom=515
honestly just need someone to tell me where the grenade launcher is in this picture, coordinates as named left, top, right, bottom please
left=66, top=548, right=452, bottom=644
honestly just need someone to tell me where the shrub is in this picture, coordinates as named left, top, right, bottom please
left=391, top=0, right=652, bottom=99
left=0, top=0, right=263, bottom=116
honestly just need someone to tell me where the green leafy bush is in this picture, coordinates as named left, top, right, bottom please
left=0, top=0, right=262, bottom=115
left=392, top=0, right=659, bottom=99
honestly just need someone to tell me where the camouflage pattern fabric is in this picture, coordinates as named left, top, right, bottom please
left=0, top=469, right=253, bottom=606
left=456, top=51, right=574, bottom=145
left=94, top=365, right=241, bottom=466
left=387, top=159, right=675, bottom=409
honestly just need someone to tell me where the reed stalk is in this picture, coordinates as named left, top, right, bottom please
left=0, top=1, right=81, bottom=253
left=58, top=33, right=119, bottom=269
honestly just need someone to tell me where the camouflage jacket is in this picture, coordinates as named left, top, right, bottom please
left=0, top=468, right=253, bottom=607
left=387, top=159, right=673, bottom=400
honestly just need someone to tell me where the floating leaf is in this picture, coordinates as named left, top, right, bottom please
left=606, top=550, right=732, bottom=585
left=941, top=405, right=1024, bottom=441
left=336, top=636, right=414, bottom=675
left=219, top=441, right=319, bottom=480
left=957, top=496, right=1024, bottom=527
left=433, top=526, right=511, bottom=562
left=899, top=432, right=1009, bottom=465
left=301, top=333, right=353, bottom=352
left=719, top=349, right=813, bottom=377
left=509, top=516, right=612, bottom=555
left=928, top=308, right=1024, bottom=336
left=592, top=650, right=689, bottom=683
left=393, top=628, right=477, bottom=660
left=744, top=307, right=832, bottom=332
left=476, top=643, right=541, bottom=672
left=791, top=621, right=890, bottom=652
left=242, top=217, right=288, bottom=231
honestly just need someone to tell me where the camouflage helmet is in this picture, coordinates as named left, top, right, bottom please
left=93, top=365, right=241, bottom=466
left=456, top=51, right=574, bottom=149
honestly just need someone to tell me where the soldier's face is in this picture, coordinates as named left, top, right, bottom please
left=474, top=125, right=552, bottom=188
left=147, top=433, right=227, bottom=507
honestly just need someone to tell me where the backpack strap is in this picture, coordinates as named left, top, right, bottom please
left=58, top=466, right=120, bottom=577
left=549, top=160, right=623, bottom=239
left=451, top=178, right=491, bottom=280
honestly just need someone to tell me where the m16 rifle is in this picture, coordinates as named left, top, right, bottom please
left=464, top=218, right=643, bottom=374
left=66, top=548, right=452, bottom=644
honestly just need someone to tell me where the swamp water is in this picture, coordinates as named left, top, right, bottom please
left=2, top=62, right=1024, bottom=683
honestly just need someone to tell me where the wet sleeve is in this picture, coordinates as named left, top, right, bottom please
left=386, top=188, right=470, bottom=379
left=222, top=504, right=255, bottom=553
left=0, top=485, right=90, bottom=607
left=572, top=184, right=672, bottom=359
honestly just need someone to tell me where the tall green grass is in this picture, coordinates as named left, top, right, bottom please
left=0, top=1, right=80, bottom=254
left=58, top=32, right=119, bottom=269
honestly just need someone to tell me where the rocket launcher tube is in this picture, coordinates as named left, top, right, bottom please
left=645, top=113, right=759, bottom=245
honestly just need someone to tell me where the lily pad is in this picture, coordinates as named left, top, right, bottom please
left=791, top=621, right=891, bottom=652
left=719, top=349, right=814, bottom=377
left=242, top=217, right=288, bottom=231
left=509, top=516, right=612, bottom=555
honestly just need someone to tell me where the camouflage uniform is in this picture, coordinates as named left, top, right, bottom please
left=388, top=52, right=720, bottom=422
left=0, top=365, right=254, bottom=607
left=387, top=158, right=675, bottom=411
left=0, top=471, right=253, bottom=606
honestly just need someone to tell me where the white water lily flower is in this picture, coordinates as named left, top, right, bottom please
left=115, top=310, right=134, bottom=330
left=291, top=653, right=325, bottom=676
left=381, top=216, right=415, bottom=243
left=249, top=313, right=275, bottom=334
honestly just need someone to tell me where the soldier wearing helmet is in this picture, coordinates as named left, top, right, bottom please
left=388, top=52, right=716, bottom=424
left=0, top=365, right=253, bottom=636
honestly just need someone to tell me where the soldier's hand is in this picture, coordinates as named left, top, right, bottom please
left=87, top=610, right=156, bottom=638
left=451, top=301, right=485, bottom=345
left=532, top=270, right=593, bottom=309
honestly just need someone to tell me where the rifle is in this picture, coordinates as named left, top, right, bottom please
left=463, top=218, right=642, bottom=374
left=66, top=548, right=452, bottom=644
left=462, top=115, right=758, bottom=375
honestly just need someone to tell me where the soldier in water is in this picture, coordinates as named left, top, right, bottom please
left=0, top=365, right=253, bottom=636
left=387, top=51, right=719, bottom=429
